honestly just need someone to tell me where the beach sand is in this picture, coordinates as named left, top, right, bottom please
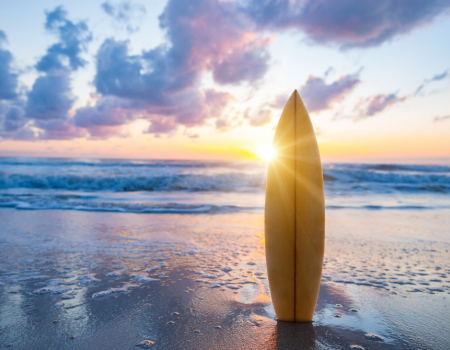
left=0, top=208, right=449, bottom=349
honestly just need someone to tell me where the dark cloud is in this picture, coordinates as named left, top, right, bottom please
left=299, top=74, right=360, bottom=113
left=433, top=115, right=450, bottom=122
left=415, top=70, right=448, bottom=95
left=354, top=93, right=407, bottom=120
left=102, top=1, right=146, bottom=33
left=243, top=0, right=450, bottom=49
left=0, top=31, right=19, bottom=101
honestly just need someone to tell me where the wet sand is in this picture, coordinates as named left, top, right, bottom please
left=0, top=209, right=449, bottom=349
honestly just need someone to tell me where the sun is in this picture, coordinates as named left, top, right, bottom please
left=255, top=144, right=276, bottom=161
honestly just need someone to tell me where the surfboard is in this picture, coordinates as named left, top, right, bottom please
left=265, top=90, right=325, bottom=322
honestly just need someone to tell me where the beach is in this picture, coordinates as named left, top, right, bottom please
left=0, top=158, right=449, bottom=349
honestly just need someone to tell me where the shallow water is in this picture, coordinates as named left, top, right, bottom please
left=0, top=209, right=449, bottom=349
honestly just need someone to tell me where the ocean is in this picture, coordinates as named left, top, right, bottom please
left=1, top=157, right=449, bottom=349
left=1, top=157, right=449, bottom=213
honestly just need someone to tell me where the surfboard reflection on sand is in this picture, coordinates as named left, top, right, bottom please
left=269, top=322, right=316, bottom=349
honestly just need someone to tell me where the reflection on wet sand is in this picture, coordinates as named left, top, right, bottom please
left=269, top=321, right=316, bottom=350
left=0, top=210, right=449, bottom=349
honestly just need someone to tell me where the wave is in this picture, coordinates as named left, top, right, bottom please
left=0, top=172, right=267, bottom=192
left=2, top=171, right=449, bottom=191
left=361, top=164, right=450, bottom=173
left=1, top=159, right=449, bottom=194
left=0, top=201, right=442, bottom=213
left=325, top=205, right=437, bottom=210
left=2, top=157, right=448, bottom=173
left=323, top=166, right=450, bottom=185
left=0, top=157, right=254, bottom=169
left=0, top=171, right=449, bottom=193
left=0, top=200, right=258, bottom=214
left=0, top=199, right=440, bottom=213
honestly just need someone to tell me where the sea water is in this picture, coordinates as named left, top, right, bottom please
left=0, top=157, right=449, bottom=212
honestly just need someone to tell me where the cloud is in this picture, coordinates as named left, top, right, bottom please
left=299, top=74, right=360, bottom=113
left=243, top=0, right=450, bottom=49
left=156, top=0, right=271, bottom=88
left=0, top=31, right=19, bottom=101
left=25, top=72, right=73, bottom=121
left=354, top=93, right=407, bottom=120
left=77, top=0, right=268, bottom=137
left=245, top=107, right=272, bottom=127
left=269, top=94, right=288, bottom=109
left=6, top=0, right=446, bottom=142
left=0, top=101, right=26, bottom=132
left=0, top=31, right=25, bottom=138
left=415, top=70, right=448, bottom=95
left=36, top=6, right=92, bottom=72
left=433, top=115, right=450, bottom=122
left=0, top=8, right=91, bottom=140
left=75, top=38, right=235, bottom=136
left=102, top=1, right=146, bottom=33
left=215, top=109, right=244, bottom=132
left=74, top=96, right=137, bottom=138
left=74, top=97, right=136, bottom=128
left=186, top=132, right=199, bottom=139
left=34, top=119, right=86, bottom=140
left=25, top=7, right=91, bottom=138
left=147, top=117, right=178, bottom=135
left=212, top=39, right=271, bottom=85
left=0, top=30, right=6, bottom=44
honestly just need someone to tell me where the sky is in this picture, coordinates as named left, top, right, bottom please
left=0, top=0, right=449, bottom=162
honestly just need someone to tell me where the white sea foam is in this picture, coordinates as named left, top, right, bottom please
left=130, top=273, right=160, bottom=283
left=33, top=286, right=70, bottom=295
left=92, top=284, right=138, bottom=298
left=78, top=274, right=101, bottom=284
left=106, top=270, right=125, bottom=277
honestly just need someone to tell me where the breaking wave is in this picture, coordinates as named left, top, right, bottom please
left=1, top=162, right=449, bottom=193
left=0, top=173, right=266, bottom=192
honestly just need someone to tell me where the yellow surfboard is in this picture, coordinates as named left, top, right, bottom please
left=265, top=90, right=325, bottom=322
